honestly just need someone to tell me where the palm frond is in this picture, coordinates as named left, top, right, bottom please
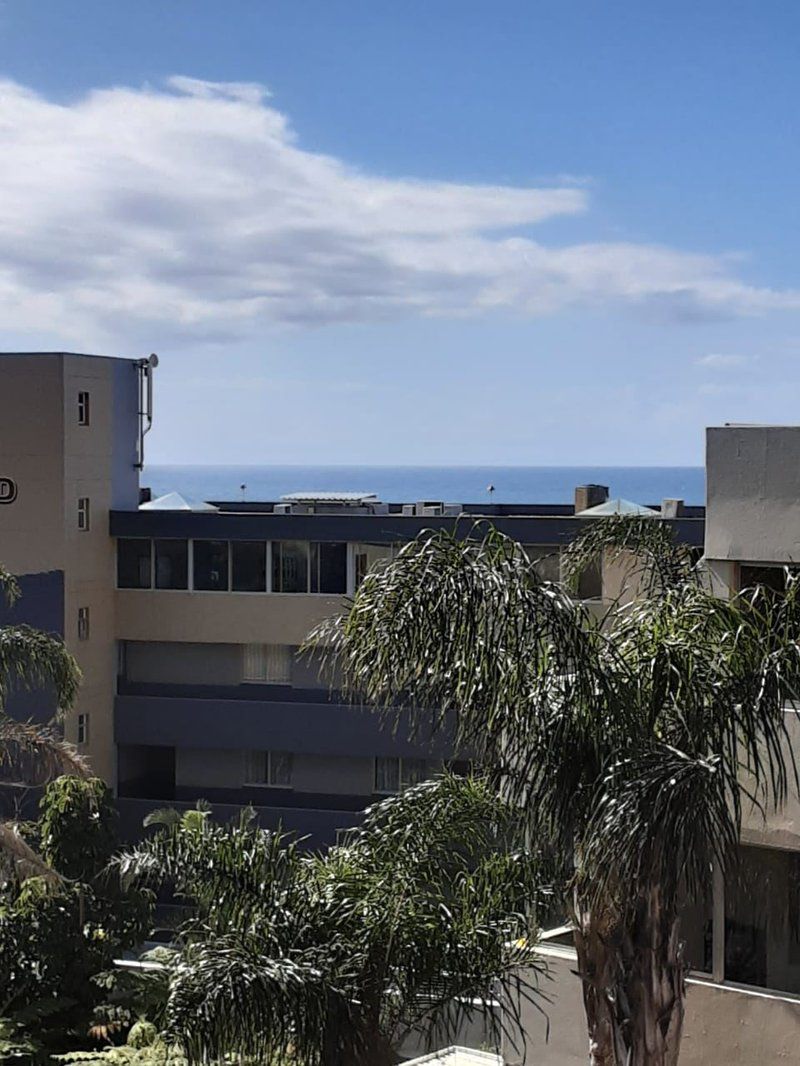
left=561, top=513, right=697, bottom=595
left=0, top=716, right=90, bottom=786
left=0, top=564, right=20, bottom=608
left=0, top=625, right=81, bottom=709
left=0, top=819, right=60, bottom=885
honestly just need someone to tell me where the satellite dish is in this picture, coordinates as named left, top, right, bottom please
left=148, top=353, right=159, bottom=369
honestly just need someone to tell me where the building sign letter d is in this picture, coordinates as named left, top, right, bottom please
left=0, top=478, right=17, bottom=504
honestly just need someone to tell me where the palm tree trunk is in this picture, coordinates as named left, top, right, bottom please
left=573, top=907, right=624, bottom=1066
left=625, top=884, right=685, bottom=1066
left=573, top=887, right=686, bottom=1066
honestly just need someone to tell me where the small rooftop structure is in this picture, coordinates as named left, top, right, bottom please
left=576, top=497, right=659, bottom=518
left=139, top=491, right=219, bottom=513
left=404, top=1049, right=502, bottom=1066
left=280, top=491, right=379, bottom=505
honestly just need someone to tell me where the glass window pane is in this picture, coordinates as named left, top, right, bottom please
left=232, top=541, right=266, bottom=592
left=242, top=644, right=292, bottom=683
left=273, top=541, right=309, bottom=593
left=375, top=756, right=400, bottom=793
left=193, top=540, right=229, bottom=591
left=354, top=543, right=396, bottom=589
left=118, top=539, right=152, bottom=589
left=269, top=751, right=293, bottom=787
left=401, top=758, right=428, bottom=789
left=725, top=845, right=800, bottom=992
left=154, top=540, right=188, bottom=590
left=311, top=542, right=347, bottom=593
left=245, top=750, right=268, bottom=784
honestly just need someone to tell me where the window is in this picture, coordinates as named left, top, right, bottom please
left=118, top=539, right=152, bottom=589
left=77, top=497, right=90, bottom=531
left=77, top=713, right=89, bottom=744
left=243, top=644, right=292, bottom=683
left=154, top=540, right=188, bottom=590
left=77, top=606, right=90, bottom=641
left=354, top=543, right=396, bottom=589
left=77, top=391, right=90, bottom=426
left=739, top=564, right=799, bottom=595
left=725, top=845, right=800, bottom=993
left=245, top=750, right=293, bottom=788
left=272, top=541, right=309, bottom=593
left=271, top=541, right=348, bottom=593
left=232, top=541, right=267, bottom=592
left=374, top=756, right=429, bottom=794
left=310, top=542, right=347, bottom=593
left=193, top=540, right=229, bottom=591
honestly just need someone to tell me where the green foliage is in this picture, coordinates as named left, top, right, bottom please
left=0, top=559, right=86, bottom=869
left=560, top=512, right=697, bottom=596
left=306, top=521, right=800, bottom=1061
left=89, top=949, right=173, bottom=1043
left=39, top=777, right=118, bottom=882
left=0, top=778, right=153, bottom=1058
left=116, top=776, right=542, bottom=1066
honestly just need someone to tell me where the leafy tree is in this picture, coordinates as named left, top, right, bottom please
left=307, top=518, right=800, bottom=1066
left=0, top=777, right=153, bottom=1058
left=0, top=562, right=84, bottom=882
left=116, top=776, right=543, bottom=1066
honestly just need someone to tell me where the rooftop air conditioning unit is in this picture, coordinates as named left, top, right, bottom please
left=274, top=502, right=293, bottom=514
left=419, top=501, right=444, bottom=516
left=401, top=504, right=416, bottom=516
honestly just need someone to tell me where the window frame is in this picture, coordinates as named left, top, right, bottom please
left=77, top=713, right=89, bottom=745
left=77, top=391, right=90, bottom=426
left=117, top=538, right=154, bottom=589
left=374, top=755, right=430, bottom=794
left=244, top=749, right=294, bottom=789
left=242, top=643, right=292, bottom=684
left=153, top=538, right=189, bottom=591
left=191, top=539, right=231, bottom=592
left=77, top=497, right=90, bottom=531
left=77, top=606, right=90, bottom=641
left=231, top=540, right=268, bottom=593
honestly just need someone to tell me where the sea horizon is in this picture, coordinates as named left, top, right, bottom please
left=144, top=464, right=706, bottom=506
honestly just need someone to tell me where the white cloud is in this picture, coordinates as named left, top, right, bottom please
left=0, top=75, right=799, bottom=344
left=695, top=353, right=752, bottom=369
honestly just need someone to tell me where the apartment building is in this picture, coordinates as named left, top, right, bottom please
left=0, top=351, right=705, bottom=849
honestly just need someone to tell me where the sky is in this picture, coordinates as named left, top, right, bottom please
left=1, top=1, right=800, bottom=465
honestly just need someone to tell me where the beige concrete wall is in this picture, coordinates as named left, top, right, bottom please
left=292, top=753, right=373, bottom=794
left=125, top=641, right=245, bottom=686
left=62, top=356, right=120, bottom=783
left=176, top=747, right=246, bottom=789
left=706, top=426, right=800, bottom=563
left=513, top=947, right=800, bottom=1065
left=115, top=590, right=347, bottom=646
left=740, top=711, right=800, bottom=852
left=0, top=355, right=65, bottom=574
left=601, top=546, right=650, bottom=606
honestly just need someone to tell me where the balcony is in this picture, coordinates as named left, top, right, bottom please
left=114, top=685, right=456, bottom=760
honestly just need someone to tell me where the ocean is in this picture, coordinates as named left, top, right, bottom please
left=143, top=465, right=705, bottom=506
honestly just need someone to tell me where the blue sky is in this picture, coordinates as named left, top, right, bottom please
left=2, top=0, right=800, bottom=464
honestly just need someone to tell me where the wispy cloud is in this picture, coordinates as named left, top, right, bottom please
left=0, top=76, right=799, bottom=344
left=695, top=353, right=752, bottom=369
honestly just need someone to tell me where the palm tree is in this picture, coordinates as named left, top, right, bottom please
left=306, top=517, right=800, bottom=1066
left=116, top=775, right=543, bottom=1066
left=0, top=562, right=85, bottom=880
